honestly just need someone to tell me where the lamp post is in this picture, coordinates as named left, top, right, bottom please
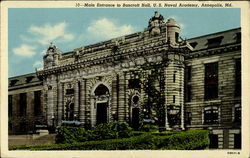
left=51, top=115, right=55, bottom=129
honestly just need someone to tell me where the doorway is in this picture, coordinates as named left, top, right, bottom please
left=96, top=103, right=108, bottom=125
left=132, top=108, right=140, bottom=130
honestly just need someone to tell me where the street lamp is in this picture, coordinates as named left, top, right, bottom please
left=51, top=115, right=55, bottom=128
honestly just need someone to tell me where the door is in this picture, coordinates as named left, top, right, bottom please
left=96, top=103, right=108, bottom=125
left=132, top=108, right=140, bottom=130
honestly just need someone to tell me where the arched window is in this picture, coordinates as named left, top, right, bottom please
left=94, top=84, right=109, bottom=96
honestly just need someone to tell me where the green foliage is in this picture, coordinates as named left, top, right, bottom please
left=141, top=124, right=159, bottom=132
left=140, top=64, right=166, bottom=126
left=91, top=121, right=133, bottom=140
left=56, top=126, right=88, bottom=144
left=10, top=130, right=209, bottom=150
left=56, top=122, right=133, bottom=144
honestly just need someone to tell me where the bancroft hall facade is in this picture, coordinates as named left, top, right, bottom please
left=8, top=12, right=241, bottom=149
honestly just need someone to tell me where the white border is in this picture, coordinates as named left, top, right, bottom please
left=1, top=1, right=249, bottom=158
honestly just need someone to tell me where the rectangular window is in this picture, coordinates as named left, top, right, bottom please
left=204, top=62, right=218, bottom=100
left=235, top=59, right=241, bottom=97
left=8, top=95, right=13, bottom=117
left=19, top=93, right=27, bottom=117
left=185, top=112, right=192, bottom=125
left=185, top=85, right=192, bottom=102
left=66, top=88, right=74, bottom=95
left=234, top=106, right=241, bottom=123
left=175, top=32, right=179, bottom=43
left=186, top=66, right=191, bottom=82
left=207, top=36, right=223, bottom=48
left=204, top=108, right=219, bottom=124
left=173, top=95, right=175, bottom=103
left=185, top=66, right=192, bottom=102
left=128, top=79, right=141, bottom=89
left=34, top=90, right=41, bottom=116
left=236, top=32, right=241, bottom=43
left=234, top=133, right=241, bottom=149
left=173, top=73, right=176, bottom=83
left=209, top=134, right=218, bottom=149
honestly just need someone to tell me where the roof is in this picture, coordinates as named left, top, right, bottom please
left=9, top=72, right=42, bottom=89
left=187, top=28, right=241, bottom=51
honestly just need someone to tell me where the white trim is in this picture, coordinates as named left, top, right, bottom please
left=203, top=58, right=219, bottom=64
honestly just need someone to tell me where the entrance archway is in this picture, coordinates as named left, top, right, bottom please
left=93, top=83, right=110, bottom=125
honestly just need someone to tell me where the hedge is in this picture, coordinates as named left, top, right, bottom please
left=10, top=130, right=209, bottom=150
left=56, top=122, right=133, bottom=144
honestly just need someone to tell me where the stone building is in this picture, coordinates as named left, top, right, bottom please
left=8, top=12, right=241, bottom=149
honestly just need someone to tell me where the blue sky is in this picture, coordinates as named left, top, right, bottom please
left=8, top=8, right=240, bottom=77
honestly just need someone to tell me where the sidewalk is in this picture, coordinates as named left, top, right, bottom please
left=9, top=134, right=56, bottom=146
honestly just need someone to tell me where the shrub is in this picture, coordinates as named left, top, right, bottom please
left=141, top=124, right=159, bottom=132
left=155, top=130, right=210, bottom=150
left=56, top=122, right=133, bottom=144
left=56, top=126, right=88, bottom=144
left=10, top=130, right=209, bottom=150
left=91, top=122, right=133, bottom=140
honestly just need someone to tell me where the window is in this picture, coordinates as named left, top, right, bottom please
left=173, top=95, right=175, bottom=103
left=186, top=66, right=191, bottom=82
left=66, top=88, right=74, bottom=95
left=34, top=90, right=41, bottom=116
left=185, top=112, right=192, bottom=125
left=207, top=36, right=223, bottom=48
left=26, top=76, right=34, bottom=83
left=19, top=93, right=27, bottom=117
left=236, top=33, right=241, bottom=43
left=128, top=79, right=141, bottom=89
left=8, top=95, right=13, bottom=117
left=173, top=73, right=176, bottom=83
left=185, top=66, right=192, bottom=102
left=10, top=79, right=18, bottom=86
left=234, top=106, right=241, bottom=123
left=204, top=107, right=219, bottom=124
left=209, top=134, right=218, bottom=149
left=234, top=133, right=241, bottom=149
left=185, top=85, right=192, bottom=102
left=175, top=32, right=179, bottom=43
left=190, top=42, right=198, bottom=49
left=204, top=62, right=218, bottom=100
left=235, top=59, right=241, bottom=97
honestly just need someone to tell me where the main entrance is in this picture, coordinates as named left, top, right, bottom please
left=93, top=83, right=110, bottom=125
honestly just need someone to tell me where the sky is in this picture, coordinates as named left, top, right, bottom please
left=8, top=8, right=240, bottom=77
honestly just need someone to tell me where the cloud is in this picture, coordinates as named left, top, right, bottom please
left=40, top=49, right=47, bottom=55
left=13, top=44, right=37, bottom=57
left=86, top=18, right=135, bottom=40
left=167, top=15, right=185, bottom=29
left=33, top=60, right=43, bottom=68
left=23, top=22, right=74, bottom=45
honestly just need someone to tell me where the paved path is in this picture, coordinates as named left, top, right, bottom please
left=9, top=134, right=56, bottom=146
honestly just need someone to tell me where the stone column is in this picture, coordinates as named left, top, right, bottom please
left=180, top=64, right=185, bottom=130
left=79, top=79, right=86, bottom=125
left=57, top=83, right=63, bottom=126
left=74, top=80, right=79, bottom=120
left=47, top=85, right=54, bottom=126
left=118, top=72, right=126, bottom=121
left=164, top=68, right=170, bottom=130
left=111, top=74, right=118, bottom=121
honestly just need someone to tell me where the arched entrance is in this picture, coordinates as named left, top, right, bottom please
left=93, top=84, right=110, bottom=125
